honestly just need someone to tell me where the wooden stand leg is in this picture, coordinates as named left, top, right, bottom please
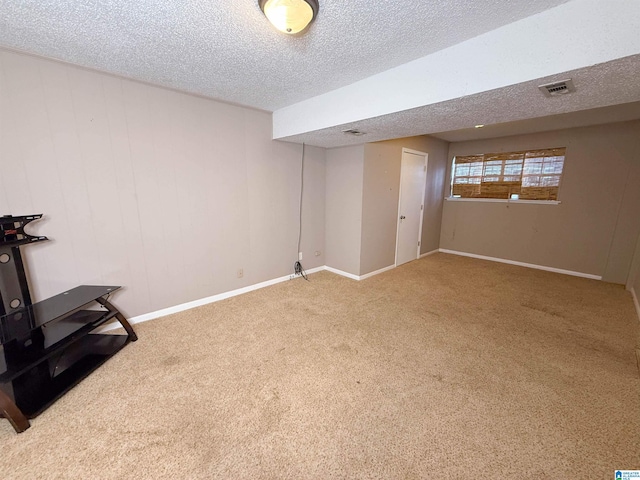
left=95, top=298, right=138, bottom=342
left=0, top=389, right=30, bottom=433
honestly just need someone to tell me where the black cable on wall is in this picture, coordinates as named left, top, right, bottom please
left=294, top=143, right=308, bottom=281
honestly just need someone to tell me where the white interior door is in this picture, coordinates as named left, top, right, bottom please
left=395, top=149, right=427, bottom=266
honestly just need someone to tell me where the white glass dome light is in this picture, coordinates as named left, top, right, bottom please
left=259, top=0, right=319, bottom=35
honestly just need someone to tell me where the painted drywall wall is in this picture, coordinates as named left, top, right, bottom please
left=0, top=49, right=326, bottom=318
left=325, top=145, right=364, bottom=276
left=298, top=145, right=326, bottom=271
left=628, top=230, right=640, bottom=292
left=629, top=231, right=640, bottom=324
left=441, top=121, right=640, bottom=283
left=361, top=136, right=448, bottom=275
left=360, top=143, right=401, bottom=275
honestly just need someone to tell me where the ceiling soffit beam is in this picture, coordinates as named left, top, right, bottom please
left=272, top=0, right=640, bottom=140
left=277, top=57, right=640, bottom=148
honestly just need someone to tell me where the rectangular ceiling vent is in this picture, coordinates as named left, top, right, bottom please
left=342, top=128, right=366, bottom=136
left=538, top=79, right=576, bottom=97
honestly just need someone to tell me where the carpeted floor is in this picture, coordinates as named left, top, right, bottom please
left=1, top=253, right=639, bottom=479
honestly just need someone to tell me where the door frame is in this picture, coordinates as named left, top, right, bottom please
left=394, top=148, right=428, bottom=267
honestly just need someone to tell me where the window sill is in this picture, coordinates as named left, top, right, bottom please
left=445, top=197, right=561, bottom=205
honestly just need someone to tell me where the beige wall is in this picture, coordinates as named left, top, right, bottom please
left=441, top=121, right=640, bottom=283
left=0, top=49, right=326, bottom=317
left=629, top=233, right=640, bottom=325
left=361, top=136, right=448, bottom=275
left=299, top=145, right=326, bottom=272
left=628, top=231, right=640, bottom=293
left=325, top=145, right=364, bottom=276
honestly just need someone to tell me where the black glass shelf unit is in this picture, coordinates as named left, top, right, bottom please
left=0, top=285, right=138, bottom=433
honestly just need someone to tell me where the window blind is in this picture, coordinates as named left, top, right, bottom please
left=451, top=147, right=566, bottom=200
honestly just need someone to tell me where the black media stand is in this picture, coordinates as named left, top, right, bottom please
left=0, top=215, right=137, bottom=433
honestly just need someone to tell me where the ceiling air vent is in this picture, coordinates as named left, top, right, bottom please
left=342, top=128, right=366, bottom=136
left=538, top=79, right=576, bottom=97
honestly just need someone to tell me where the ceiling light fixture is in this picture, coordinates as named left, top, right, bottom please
left=259, top=0, right=319, bottom=35
left=474, top=124, right=485, bottom=128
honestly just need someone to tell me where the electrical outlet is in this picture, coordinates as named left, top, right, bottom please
left=298, top=252, right=303, bottom=261
left=237, top=268, right=243, bottom=278
left=314, top=250, right=321, bottom=257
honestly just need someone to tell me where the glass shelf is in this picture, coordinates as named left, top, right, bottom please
left=0, top=284, right=136, bottom=432
left=0, top=285, right=121, bottom=345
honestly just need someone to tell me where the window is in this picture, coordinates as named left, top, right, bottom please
left=451, top=147, right=566, bottom=201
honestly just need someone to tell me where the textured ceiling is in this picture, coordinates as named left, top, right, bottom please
left=0, top=0, right=572, bottom=111
left=2, top=0, right=638, bottom=146
left=430, top=101, right=640, bottom=143
left=278, top=55, right=640, bottom=147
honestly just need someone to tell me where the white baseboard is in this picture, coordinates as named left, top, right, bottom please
left=111, top=259, right=415, bottom=331
left=104, top=249, right=606, bottom=334
left=438, top=249, right=602, bottom=280
left=323, top=266, right=360, bottom=281
left=99, top=265, right=325, bottom=332
left=324, top=264, right=396, bottom=281
left=359, top=264, right=395, bottom=280
left=103, top=263, right=394, bottom=332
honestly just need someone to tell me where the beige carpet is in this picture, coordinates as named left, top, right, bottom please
left=1, top=253, right=639, bottom=479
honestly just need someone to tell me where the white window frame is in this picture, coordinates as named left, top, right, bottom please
left=447, top=147, right=566, bottom=204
